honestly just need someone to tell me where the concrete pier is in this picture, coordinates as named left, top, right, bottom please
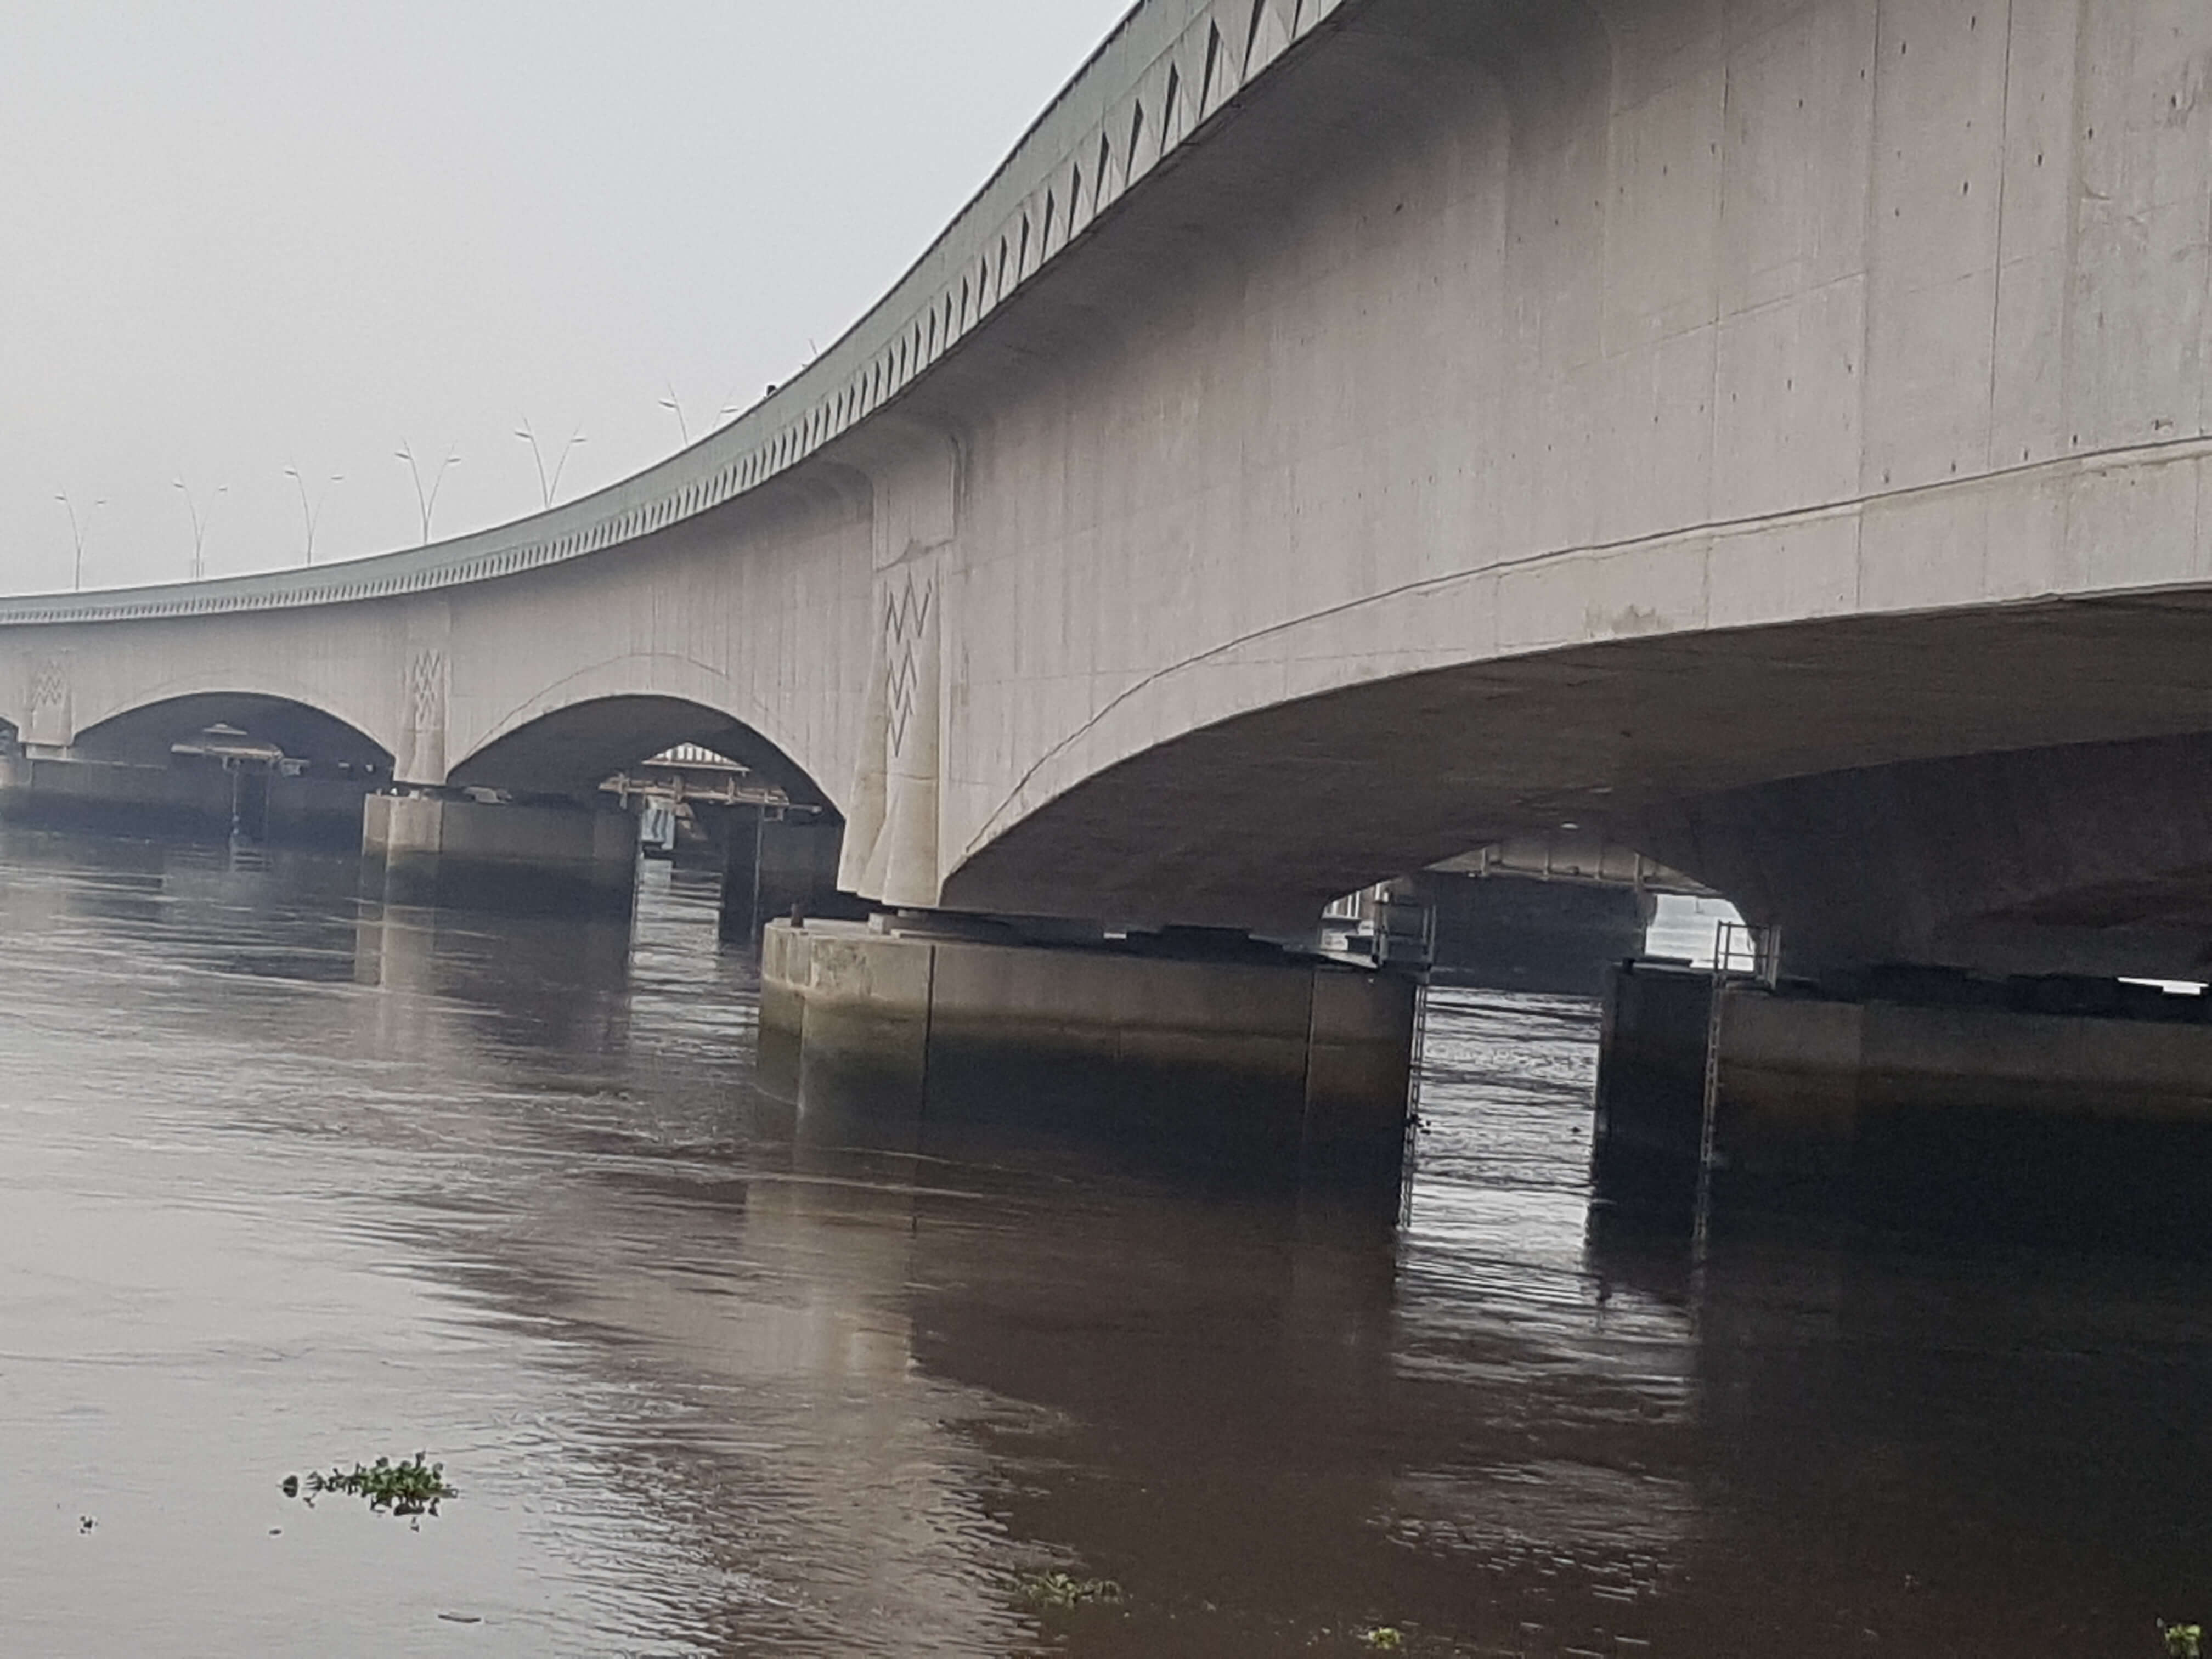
left=0, top=753, right=374, bottom=848
left=362, top=791, right=638, bottom=916
left=1413, top=871, right=1651, bottom=997
left=761, top=917, right=1417, bottom=1198
left=716, top=810, right=862, bottom=940
left=1595, top=961, right=2212, bottom=1243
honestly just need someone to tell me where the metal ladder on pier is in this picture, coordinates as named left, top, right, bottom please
left=1399, top=974, right=1431, bottom=1227
left=1372, top=887, right=1436, bottom=1228
left=1694, top=919, right=1781, bottom=1260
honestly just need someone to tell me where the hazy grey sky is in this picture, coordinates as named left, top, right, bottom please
left=2, top=2, right=1132, bottom=594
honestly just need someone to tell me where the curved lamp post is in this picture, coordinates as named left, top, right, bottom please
left=173, top=478, right=228, bottom=580
left=54, top=492, right=104, bottom=590
left=283, top=467, right=344, bottom=566
left=514, top=419, right=585, bottom=509
left=394, top=442, right=459, bottom=546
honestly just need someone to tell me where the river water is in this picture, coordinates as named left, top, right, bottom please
left=1, top=832, right=2207, bottom=1656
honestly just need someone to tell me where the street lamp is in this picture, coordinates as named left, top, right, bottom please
left=54, top=492, right=104, bottom=591
left=514, top=419, right=585, bottom=509
left=173, top=478, right=228, bottom=581
left=658, top=382, right=738, bottom=447
left=283, top=467, right=345, bottom=566
left=394, top=442, right=459, bottom=546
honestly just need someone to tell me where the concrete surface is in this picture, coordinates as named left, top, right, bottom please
left=1595, top=962, right=2212, bottom=1217
left=718, top=812, right=860, bottom=940
left=761, top=917, right=1415, bottom=1193
left=0, top=754, right=373, bottom=849
left=1415, top=871, right=1652, bottom=996
left=362, top=792, right=639, bottom=916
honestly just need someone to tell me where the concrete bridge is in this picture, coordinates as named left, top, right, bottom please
left=9, top=0, right=2212, bottom=1197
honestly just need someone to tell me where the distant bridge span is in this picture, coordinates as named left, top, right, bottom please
left=8, top=0, right=2212, bottom=977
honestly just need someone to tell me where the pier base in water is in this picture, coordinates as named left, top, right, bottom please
left=760, top=917, right=1418, bottom=1200
left=715, top=810, right=861, bottom=940
left=362, top=791, right=638, bottom=916
left=1415, top=870, right=1651, bottom=996
left=0, top=753, right=372, bottom=848
left=1596, top=960, right=2212, bottom=1244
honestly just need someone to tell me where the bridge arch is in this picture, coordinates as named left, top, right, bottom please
left=446, top=693, right=834, bottom=810
left=940, top=591, right=2212, bottom=940
left=936, top=642, right=1686, bottom=934
left=70, top=692, right=392, bottom=772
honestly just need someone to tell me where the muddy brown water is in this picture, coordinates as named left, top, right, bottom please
left=1, top=831, right=2206, bottom=1656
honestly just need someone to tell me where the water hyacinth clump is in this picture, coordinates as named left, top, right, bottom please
left=1014, top=1570, right=1122, bottom=1612
left=281, top=1455, right=456, bottom=1518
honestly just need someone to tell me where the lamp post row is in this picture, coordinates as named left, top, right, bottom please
left=50, top=384, right=761, bottom=588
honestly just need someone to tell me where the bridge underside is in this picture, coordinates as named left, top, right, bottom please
left=69, top=693, right=392, bottom=772
left=1637, top=732, right=2212, bottom=983
left=945, top=592, right=2212, bottom=979
left=448, top=694, right=835, bottom=810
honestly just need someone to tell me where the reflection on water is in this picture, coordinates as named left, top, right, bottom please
left=1, top=830, right=2208, bottom=1656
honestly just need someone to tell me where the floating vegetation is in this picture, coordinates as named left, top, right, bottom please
left=281, top=1455, right=455, bottom=1518
left=1015, top=1570, right=1122, bottom=1612
left=1361, top=1628, right=1405, bottom=1651
left=2164, top=1622, right=2204, bottom=1658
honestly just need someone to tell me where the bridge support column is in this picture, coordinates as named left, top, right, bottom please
left=362, top=791, right=637, bottom=917
left=0, top=753, right=374, bottom=849
left=1411, top=871, right=1652, bottom=996
left=1594, top=961, right=2212, bottom=1246
left=760, top=916, right=1417, bottom=1205
left=717, top=809, right=860, bottom=941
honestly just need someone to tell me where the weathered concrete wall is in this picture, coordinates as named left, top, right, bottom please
left=0, top=755, right=373, bottom=849
left=1596, top=962, right=2212, bottom=1237
left=0, top=756, right=243, bottom=842
left=1417, top=872, right=1650, bottom=996
left=716, top=811, right=862, bottom=940
left=761, top=918, right=1414, bottom=1193
left=363, top=793, right=639, bottom=916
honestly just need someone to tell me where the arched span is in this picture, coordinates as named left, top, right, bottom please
left=940, top=596, right=2212, bottom=936
left=446, top=695, right=833, bottom=810
left=939, top=649, right=1691, bottom=934
left=71, top=693, right=392, bottom=771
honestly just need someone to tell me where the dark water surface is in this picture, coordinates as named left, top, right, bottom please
left=2, top=832, right=2208, bottom=1656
